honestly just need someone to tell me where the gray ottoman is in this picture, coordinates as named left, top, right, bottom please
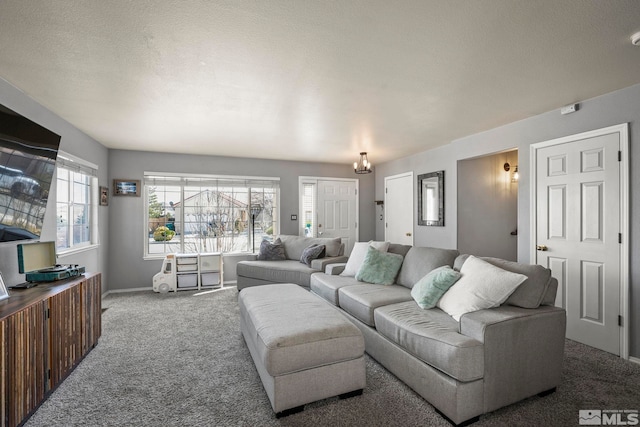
left=239, top=283, right=366, bottom=416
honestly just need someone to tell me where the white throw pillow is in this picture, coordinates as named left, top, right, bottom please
left=437, top=255, right=527, bottom=321
left=341, top=241, right=390, bottom=277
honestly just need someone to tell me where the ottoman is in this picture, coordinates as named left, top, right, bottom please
left=239, top=283, right=366, bottom=416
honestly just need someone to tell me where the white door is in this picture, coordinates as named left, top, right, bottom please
left=385, top=172, right=413, bottom=245
left=535, top=128, right=623, bottom=355
left=317, top=179, right=358, bottom=255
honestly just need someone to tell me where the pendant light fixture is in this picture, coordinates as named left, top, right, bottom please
left=354, top=152, right=372, bottom=174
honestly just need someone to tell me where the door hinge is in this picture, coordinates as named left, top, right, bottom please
left=47, top=369, right=51, bottom=380
left=355, top=189, right=357, bottom=196
left=619, top=233, right=622, bottom=244
left=385, top=222, right=388, bottom=228
left=355, top=222, right=358, bottom=228
left=618, top=315, right=623, bottom=327
left=385, top=187, right=388, bottom=194
left=46, top=308, right=50, bottom=319
left=618, top=151, right=622, bottom=162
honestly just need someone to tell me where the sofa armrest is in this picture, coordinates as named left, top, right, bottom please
left=242, top=254, right=258, bottom=262
left=310, top=256, right=348, bottom=272
left=459, top=305, right=566, bottom=412
left=324, top=263, right=347, bottom=275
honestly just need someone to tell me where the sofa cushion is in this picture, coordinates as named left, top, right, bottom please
left=355, top=247, right=404, bottom=285
left=387, top=243, right=412, bottom=258
left=338, top=284, right=412, bottom=326
left=310, top=273, right=359, bottom=306
left=374, top=301, right=484, bottom=382
left=341, top=241, right=389, bottom=277
left=237, top=260, right=318, bottom=287
left=411, top=265, right=462, bottom=309
left=454, top=255, right=553, bottom=309
left=256, top=238, right=286, bottom=261
left=396, top=247, right=460, bottom=289
left=278, top=235, right=342, bottom=259
left=437, top=256, right=526, bottom=321
left=300, top=244, right=326, bottom=266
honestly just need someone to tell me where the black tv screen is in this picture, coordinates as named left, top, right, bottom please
left=0, top=104, right=61, bottom=242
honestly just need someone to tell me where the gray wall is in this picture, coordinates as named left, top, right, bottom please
left=457, top=150, right=518, bottom=261
left=376, top=82, right=640, bottom=358
left=0, top=78, right=109, bottom=293
left=108, top=149, right=376, bottom=290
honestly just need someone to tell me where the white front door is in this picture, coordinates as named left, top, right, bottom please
left=534, top=127, right=624, bottom=355
left=317, top=179, right=358, bottom=255
left=385, top=172, right=413, bottom=245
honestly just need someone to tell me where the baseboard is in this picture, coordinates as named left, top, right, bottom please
left=103, top=283, right=237, bottom=298
left=629, top=356, right=640, bottom=365
left=102, top=287, right=152, bottom=297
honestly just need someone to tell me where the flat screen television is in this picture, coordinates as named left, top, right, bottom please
left=0, top=104, right=61, bottom=242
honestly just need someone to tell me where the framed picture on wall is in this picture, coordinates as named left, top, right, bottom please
left=113, top=179, right=140, bottom=197
left=0, top=273, right=9, bottom=301
left=100, top=186, right=109, bottom=206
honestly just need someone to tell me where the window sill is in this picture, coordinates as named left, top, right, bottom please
left=57, top=244, right=100, bottom=258
left=144, top=251, right=257, bottom=261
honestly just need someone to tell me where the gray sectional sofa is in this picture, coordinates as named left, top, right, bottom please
left=310, top=244, right=566, bottom=426
left=236, top=235, right=348, bottom=290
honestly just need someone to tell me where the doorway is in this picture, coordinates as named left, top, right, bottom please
left=531, top=124, right=629, bottom=358
left=457, top=150, right=519, bottom=261
left=299, top=177, right=359, bottom=255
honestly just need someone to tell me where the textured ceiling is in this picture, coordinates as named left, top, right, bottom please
left=1, top=1, right=640, bottom=165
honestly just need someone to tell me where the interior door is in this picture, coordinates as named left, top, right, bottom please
left=536, top=131, right=621, bottom=355
left=384, top=172, right=413, bottom=245
left=317, top=179, right=357, bottom=255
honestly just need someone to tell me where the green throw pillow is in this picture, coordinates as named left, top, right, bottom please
left=411, top=265, right=462, bottom=309
left=355, top=246, right=404, bottom=285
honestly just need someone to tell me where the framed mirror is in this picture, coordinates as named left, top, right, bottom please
left=418, top=170, right=444, bottom=226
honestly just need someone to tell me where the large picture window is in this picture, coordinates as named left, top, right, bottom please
left=144, top=173, right=279, bottom=257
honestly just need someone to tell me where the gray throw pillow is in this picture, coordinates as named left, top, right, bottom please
left=300, top=244, right=326, bottom=266
left=256, top=238, right=286, bottom=261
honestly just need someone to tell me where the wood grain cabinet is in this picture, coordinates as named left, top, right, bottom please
left=0, top=273, right=101, bottom=427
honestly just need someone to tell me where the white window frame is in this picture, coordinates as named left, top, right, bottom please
left=55, top=151, right=99, bottom=254
left=143, top=172, right=281, bottom=259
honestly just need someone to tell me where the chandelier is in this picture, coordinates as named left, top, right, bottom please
left=354, top=152, right=372, bottom=174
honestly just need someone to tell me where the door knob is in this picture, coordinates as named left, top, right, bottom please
left=536, top=245, right=548, bottom=251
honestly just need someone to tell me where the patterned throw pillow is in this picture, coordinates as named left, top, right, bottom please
left=299, top=244, right=326, bottom=266
left=256, top=238, right=287, bottom=261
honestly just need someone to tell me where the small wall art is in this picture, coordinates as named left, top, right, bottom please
left=113, top=179, right=140, bottom=197
left=100, top=186, right=109, bottom=205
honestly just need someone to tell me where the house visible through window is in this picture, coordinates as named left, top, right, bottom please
left=56, top=153, right=98, bottom=252
left=144, top=173, right=280, bottom=257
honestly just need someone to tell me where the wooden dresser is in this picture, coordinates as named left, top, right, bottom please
left=0, top=273, right=101, bottom=427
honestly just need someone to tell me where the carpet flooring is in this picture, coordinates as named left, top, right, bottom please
left=24, top=287, right=640, bottom=427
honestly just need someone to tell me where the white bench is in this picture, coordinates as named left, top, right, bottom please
left=239, top=283, right=366, bottom=416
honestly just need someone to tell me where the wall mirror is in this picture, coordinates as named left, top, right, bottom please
left=418, top=170, right=444, bottom=226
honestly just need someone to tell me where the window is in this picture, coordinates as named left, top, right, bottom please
left=144, top=173, right=279, bottom=257
left=56, top=153, right=98, bottom=252
left=301, top=182, right=315, bottom=237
